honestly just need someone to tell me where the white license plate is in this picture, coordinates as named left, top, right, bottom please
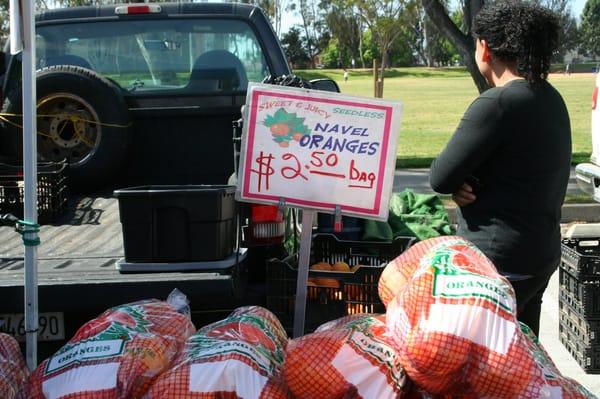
left=0, top=312, right=65, bottom=342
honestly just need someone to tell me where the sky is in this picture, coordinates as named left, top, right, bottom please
left=572, top=0, right=587, bottom=18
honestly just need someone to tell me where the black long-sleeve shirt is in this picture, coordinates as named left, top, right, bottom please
left=430, top=79, right=571, bottom=276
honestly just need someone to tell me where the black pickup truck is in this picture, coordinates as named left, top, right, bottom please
left=0, top=2, right=339, bottom=359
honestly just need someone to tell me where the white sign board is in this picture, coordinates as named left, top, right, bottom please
left=237, top=83, right=403, bottom=221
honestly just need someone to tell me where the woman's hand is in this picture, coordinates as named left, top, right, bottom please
left=452, top=183, right=477, bottom=207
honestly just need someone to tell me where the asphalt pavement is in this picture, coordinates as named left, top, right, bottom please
left=393, top=167, right=600, bottom=395
left=393, top=167, right=600, bottom=223
left=393, top=166, right=584, bottom=196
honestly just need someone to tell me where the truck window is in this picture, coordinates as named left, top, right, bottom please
left=36, top=18, right=270, bottom=93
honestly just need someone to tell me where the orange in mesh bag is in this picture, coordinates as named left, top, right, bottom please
left=144, top=306, right=292, bottom=399
left=284, top=315, right=410, bottom=399
left=0, top=333, right=29, bottom=399
left=378, top=236, right=495, bottom=307
left=25, top=290, right=195, bottom=399
left=385, top=236, right=560, bottom=397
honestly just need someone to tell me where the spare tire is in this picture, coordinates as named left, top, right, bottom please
left=1, top=65, right=132, bottom=192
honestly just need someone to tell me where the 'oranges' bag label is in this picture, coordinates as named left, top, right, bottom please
left=429, top=250, right=515, bottom=313
left=45, top=339, right=126, bottom=373
left=44, top=303, right=157, bottom=375
left=342, top=324, right=405, bottom=389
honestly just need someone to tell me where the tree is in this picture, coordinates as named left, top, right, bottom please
left=281, top=27, right=311, bottom=68
left=579, top=0, right=600, bottom=58
left=238, top=0, right=290, bottom=37
left=535, top=0, right=579, bottom=61
left=0, top=0, right=46, bottom=43
left=387, top=31, right=416, bottom=66
left=272, top=0, right=292, bottom=37
left=405, top=0, right=458, bottom=66
left=352, top=0, right=416, bottom=96
left=0, top=0, right=9, bottom=41
left=321, top=0, right=363, bottom=68
left=426, top=9, right=461, bottom=66
left=321, top=37, right=345, bottom=67
left=555, top=13, right=578, bottom=62
left=423, top=0, right=580, bottom=93
left=421, top=0, right=487, bottom=92
left=360, top=29, right=380, bottom=67
left=291, top=0, right=326, bottom=68
left=0, top=0, right=99, bottom=40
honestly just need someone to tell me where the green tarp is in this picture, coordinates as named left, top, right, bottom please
left=362, top=189, right=455, bottom=242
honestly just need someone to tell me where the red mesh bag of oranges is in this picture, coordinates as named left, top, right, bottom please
left=384, top=236, right=591, bottom=398
left=0, top=333, right=29, bottom=399
left=144, top=306, right=292, bottom=399
left=378, top=236, right=494, bottom=307
left=283, top=314, right=410, bottom=399
left=24, top=290, right=195, bottom=399
left=519, top=322, right=596, bottom=398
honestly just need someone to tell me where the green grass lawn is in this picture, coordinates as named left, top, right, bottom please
left=296, top=67, right=595, bottom=168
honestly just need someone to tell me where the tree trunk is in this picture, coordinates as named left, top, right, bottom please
left=373, top=58, right=379, bottom=97
left=359, top=36, right=365, bottom=68
left=424, top=22, right=432, bottom=67
left=378, top=52, right=387, bottom=98
left=421, top=0, right=489, bottom=93
left=358, top=19, right=366, bottom=68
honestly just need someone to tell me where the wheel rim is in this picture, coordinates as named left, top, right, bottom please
left=36, top=93, right=102, bottom=167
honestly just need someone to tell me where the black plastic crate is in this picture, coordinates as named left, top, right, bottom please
left=559, top=298, right=600, bottom=346
left=559, top=323, right=600, bottom=374
left=0, top=161, right=68, bottom=223
left=559, top=268, right=600, bottom=319
left=266, top=233, right=415, bottom=334
left=561, top=241, right=600, bottom=279
left=114, top=185, right=236, bottom=263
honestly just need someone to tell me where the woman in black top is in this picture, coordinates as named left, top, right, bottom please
left=429, top=1, right=571, bottom=335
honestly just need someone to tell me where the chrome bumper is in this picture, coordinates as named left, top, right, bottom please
left=575, top=163, right=600, bottom=201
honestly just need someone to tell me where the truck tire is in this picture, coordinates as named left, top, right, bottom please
left=1, top=65, right=132, bottom=192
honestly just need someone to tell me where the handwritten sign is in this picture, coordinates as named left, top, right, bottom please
left=236, top=83, right=403, bottom=220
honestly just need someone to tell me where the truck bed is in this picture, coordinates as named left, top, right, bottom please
left=1, top=193, right=124, bottom=286
left=0, top=192, right=246, bottom=314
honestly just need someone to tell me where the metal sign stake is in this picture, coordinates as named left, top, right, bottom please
left=292, top=209, right=316, bottom=338
left=20, top=0, right=38, bottom=370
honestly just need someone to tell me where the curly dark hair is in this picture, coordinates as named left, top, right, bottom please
left=473, top=1, right=560, bottom=86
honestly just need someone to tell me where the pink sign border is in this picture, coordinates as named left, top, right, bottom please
left=242, top=88, right=394, bottom=215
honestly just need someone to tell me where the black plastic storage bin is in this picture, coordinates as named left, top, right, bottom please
left=559, top=321, right=600, bottom=374
left=114, top=185, right=236, bottom=263
left=559, top=268, right=600, bottom=319
left=266, top=233, right=415, bottom=334
left=559, top=299, right=600, bottom=347
left=561, top=239, right=600, bottom=279
left=0, top=161, right=68, bottom=223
